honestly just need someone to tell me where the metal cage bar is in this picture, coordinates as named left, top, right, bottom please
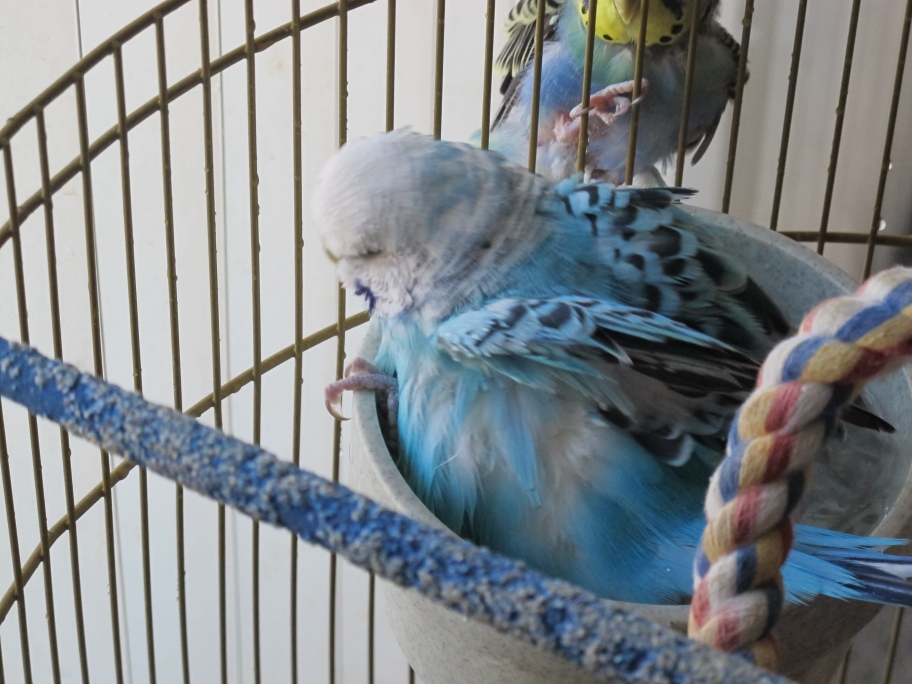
left=769, top=0, right=807, bottom=232
left=816, top=0, right=862, bottom=255
left=0, top=401, right=32, bottom=683
left=386, top=0, right=397, bottom=134
left=479, top=0, right=495, bottom=151
left=329, top=3, right=350, bottom=682
left=3, top=141, right=63, bottom=684
left=157, top=14, right=193, bottom=682
left=115, top=37, right=158, bottom=684
left=864, top=0, right=912, bottom=279
left=673, top=0, right=702, bottom=186
left=75, top=72, right=126, bottom=684
left=74, top=73, right=128, bottom=684
left=196, top=2, right=228, bottom=682
left=368, top=3, right=399, bottom=681
left=242, top=0, right=265, bottom=680
left=289, top=2, right=304, bottom=682
left=35, top=105, right=92, bottom=684
left=576, top=0, right=598, bottom=173
left=624, top=0, right=650, bottom=185
left=433, top=0, right=445, bottom=140
left=525, top=0, right=548, bottom=172
left=721, top=0, right=753, bottom=213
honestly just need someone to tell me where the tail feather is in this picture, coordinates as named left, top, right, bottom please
left=784, top=525, right=912, bottom=607
left=836, top=561, right=912, bottom=606
left=794, top=525, right=910, bottom=553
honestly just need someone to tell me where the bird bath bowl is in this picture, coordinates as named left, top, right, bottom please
left=348, top=207, right=912, bottom=684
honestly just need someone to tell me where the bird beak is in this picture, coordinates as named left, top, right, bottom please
left=324, top=248, right=339, bottom=264
left=613, top=0, right=640, bottom=24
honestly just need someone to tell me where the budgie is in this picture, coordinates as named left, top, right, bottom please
left=490, top=0, right=741, bottom=184
left=315, top=130, right=912, bottom=607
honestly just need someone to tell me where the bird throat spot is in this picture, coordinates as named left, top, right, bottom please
left=355, top=280, right=377, bottom=313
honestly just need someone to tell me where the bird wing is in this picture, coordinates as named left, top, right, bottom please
left=553, top=180, right=894, bottom=437
left=436, top=295, right=758, bottom=465
left=495, top=0, right=566, bottom=95
left=492, top=0, right=565, bottom=130
left=551, top=180, right=894, bottom=435
left=551, top=178, right=791, bottom=353
left=685, top=21, right=744, bottom=165
left=709, top=21, right=744, bottom=100
left=688, top=111, right=722, bottom=165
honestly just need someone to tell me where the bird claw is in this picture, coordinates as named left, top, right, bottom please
left=568, top=79, right=649, bottom=127
left=324, top=384, right=351, bottom=421
left=552, top=113, right=583, bottom=144
left=323, top=357, right=399, bottom=424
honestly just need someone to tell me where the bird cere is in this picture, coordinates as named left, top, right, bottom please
left=315, top=130, right=912, bottom=623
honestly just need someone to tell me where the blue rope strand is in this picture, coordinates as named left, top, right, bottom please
left=0, top=336, right=786, bottom=683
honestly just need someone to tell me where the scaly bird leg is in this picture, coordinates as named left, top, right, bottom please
left=568, top=79, right=649, bottom=128
left=324, top=357, right=399, bottom=430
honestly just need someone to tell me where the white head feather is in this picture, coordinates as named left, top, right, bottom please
left=313, top=129, right=550, bottom=320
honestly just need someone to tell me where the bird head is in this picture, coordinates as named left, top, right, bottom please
left=578, top=0, right=698, bottom=46
left=314, top=129, right=549, bottom=321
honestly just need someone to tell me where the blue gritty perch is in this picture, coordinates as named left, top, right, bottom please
left=0, top=336, right=785, bottom=683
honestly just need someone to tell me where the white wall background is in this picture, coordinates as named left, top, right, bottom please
left=0, top=1, right=910, bottom=683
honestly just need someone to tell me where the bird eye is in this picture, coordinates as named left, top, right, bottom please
left=360, top=248, right=383, bottom=258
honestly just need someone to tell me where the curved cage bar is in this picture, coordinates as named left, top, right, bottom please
left=0, top=0, right=911, bottom=682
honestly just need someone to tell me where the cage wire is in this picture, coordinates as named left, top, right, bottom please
left=0, top=0, right=911, bottom=683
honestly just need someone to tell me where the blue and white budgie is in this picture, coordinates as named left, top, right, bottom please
left=316, top=130, right=912, bottom=607
left=490, top=0, right=741, bottom=184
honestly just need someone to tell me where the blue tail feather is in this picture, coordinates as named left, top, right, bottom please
left=835, top=561, right=912, bottom=606
left=783, top=525, right=912, bottom=607
left=794, top=524, right=909, bottom=550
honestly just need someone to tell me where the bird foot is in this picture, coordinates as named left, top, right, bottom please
left=589, top=168, right=621, bottom=184
left=568, top=79, right=649, bottom=128
left=551, top=112, right=584, bottom=144
left=324, top=358, right=399, bottom=425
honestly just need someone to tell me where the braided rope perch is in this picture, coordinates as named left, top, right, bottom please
left=689, top=266, right=912, bottom=669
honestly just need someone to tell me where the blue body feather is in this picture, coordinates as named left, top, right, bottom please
left=376, top=311, right=912, bottom=606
